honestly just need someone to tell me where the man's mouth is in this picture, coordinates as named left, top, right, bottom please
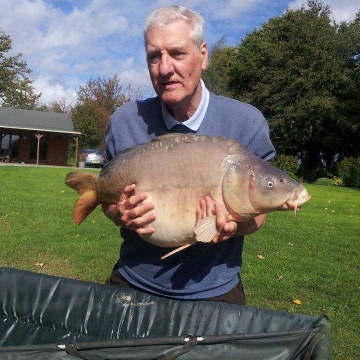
left=158, top=78, right=180, bottom=85
left=159, top=81, right=181, bottom=91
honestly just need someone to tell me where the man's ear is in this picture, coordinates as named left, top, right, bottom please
left=201, top=42, right=208, bottom=70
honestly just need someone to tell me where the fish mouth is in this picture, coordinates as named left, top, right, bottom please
left=281, top=188, right=311, bottom=214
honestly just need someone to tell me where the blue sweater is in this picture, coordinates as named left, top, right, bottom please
left=105, top=92, right=275, bottom=299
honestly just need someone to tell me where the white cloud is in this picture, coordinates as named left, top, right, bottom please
left=1, top=0, right=359, bottom=107
left=33, top=75, right=78, bottom=106
left=39, top=53, right=70, bottom=74
left=210, top=0, right=258, bottom=20
left=123, top=57, right=135, bottom=68
left=287, top=0, right=360, bottom=23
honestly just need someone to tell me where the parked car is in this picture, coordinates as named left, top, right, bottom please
left=83, top=149, right=107, bottom=167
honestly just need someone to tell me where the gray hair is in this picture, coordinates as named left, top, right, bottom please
left=144, top=5, right=205, bottom=51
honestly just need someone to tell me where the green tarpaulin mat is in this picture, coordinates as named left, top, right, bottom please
left=0, top=267, right=331, bottom=359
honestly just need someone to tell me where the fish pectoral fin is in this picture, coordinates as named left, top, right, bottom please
left=194, top=216, right=218, bottom=243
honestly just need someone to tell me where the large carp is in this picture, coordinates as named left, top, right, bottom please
left=65, top=134, right=310, bottom=248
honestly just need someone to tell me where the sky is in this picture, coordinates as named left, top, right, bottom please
left=0, top=0, right=359, bottom=106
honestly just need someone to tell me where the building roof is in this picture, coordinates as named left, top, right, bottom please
left=0, top=107, right=81, bottom=135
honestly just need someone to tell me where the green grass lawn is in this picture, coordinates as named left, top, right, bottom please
left=0, top=165, right=359, bottom=358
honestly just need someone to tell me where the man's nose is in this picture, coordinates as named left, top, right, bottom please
left=159, top=54, right=174, bottom=76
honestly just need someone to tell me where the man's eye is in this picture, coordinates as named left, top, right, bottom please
left=147, top=54, right=159, bottom=63
left=173, top=52, right=186, bottom=59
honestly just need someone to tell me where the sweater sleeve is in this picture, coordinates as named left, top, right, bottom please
left=246, top=119, right=276, bottom=162
left=105, top=116, right=116, bottom=160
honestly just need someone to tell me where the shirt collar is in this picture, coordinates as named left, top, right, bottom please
left=162, top=79, right=210, bottom=131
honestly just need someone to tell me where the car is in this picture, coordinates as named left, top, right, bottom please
left=83, top=149, right=107, bottom=167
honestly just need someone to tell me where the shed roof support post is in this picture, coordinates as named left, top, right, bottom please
left=74, top=136, right=79, bottom=166
left=35, top=133, right=43, bottom=165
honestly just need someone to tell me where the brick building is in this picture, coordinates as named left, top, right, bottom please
left=0, top=107, right=80, bottom=166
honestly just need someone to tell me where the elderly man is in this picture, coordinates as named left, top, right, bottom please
left=104, top=5, right=275, bottom=305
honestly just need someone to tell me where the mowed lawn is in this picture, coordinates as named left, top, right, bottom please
left=0, top=165, right=359, bottom=359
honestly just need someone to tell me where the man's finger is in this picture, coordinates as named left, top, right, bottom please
left=129, top=212, right=157, bottom=229
left=125, top=192, right=148, bottom=208
left=120, top=184, right=136, bottom=202
left=196, top=208, right=202, bottom=225
left=137, top=226, right=155, bottom=235
left=125, top=202, right=155, bottom=220
left=205, top=196, right=215, bottom=217
left=223, top=221, right=237, bottom=234
left=199, top=199, right=206, bottom=220
left=215, top=203, right=225, bottom=230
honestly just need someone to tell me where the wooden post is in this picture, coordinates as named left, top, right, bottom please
left=74, top=136, right=79, bottom=166
left=35, top=134, right=43, bottom=165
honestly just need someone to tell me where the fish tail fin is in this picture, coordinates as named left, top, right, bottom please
left=65, top=171, right=101, bottom=225
left=73, top=190, right=101, bottom=225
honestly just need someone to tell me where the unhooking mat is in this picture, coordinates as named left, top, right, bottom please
left=0, top=267, right=331, bottom=359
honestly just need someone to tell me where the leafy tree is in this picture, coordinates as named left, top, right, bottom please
left=36, top=99, right=72, bottom=113
left=334, top=13, right=360, bottom=160
left=336, top=157, right=360, bottom=188
left=72, top=74, right=142, bottom=149
left=207, top=1, right=360, bottom=180
left=0, top=29, right=40, bottom=109
left=2, top=78, right=41, bottom=109
left=202, top=36, right=235, bottom=96
left=49, top=99, right=71, bottom=113
left=72, top=101, right=103, bottom=150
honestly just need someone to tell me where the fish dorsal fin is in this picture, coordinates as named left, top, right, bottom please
left=151, top=133, right=183, bottom=142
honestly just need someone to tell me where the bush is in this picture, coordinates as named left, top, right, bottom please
left=333, top=176, right=344, bottom=187
left=336, top=157, right=360, bottom=188
left=271, top=154, right=300, bottom=180
left=314, top=177, right=335, bottom=186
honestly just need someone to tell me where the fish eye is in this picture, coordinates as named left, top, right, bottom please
left=267, top=180, right=274, bottom=188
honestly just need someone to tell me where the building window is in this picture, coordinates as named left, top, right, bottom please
left=1, top=131, right=19, bottom=158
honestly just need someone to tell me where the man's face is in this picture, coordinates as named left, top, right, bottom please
left=145, top=20, right=208, bottom=109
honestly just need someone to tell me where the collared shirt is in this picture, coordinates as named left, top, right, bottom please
left=105, top=90, right=276, bottom=300
left=162, top=79, right=210, bottom=131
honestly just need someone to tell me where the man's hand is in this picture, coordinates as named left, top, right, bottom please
left=196, top=196, right=238, bottom=243
left=102, top=184, right=156, bottom=235
left=196, top=196, right=266, bottom=243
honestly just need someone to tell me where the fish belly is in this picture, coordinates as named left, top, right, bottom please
left=138, top=185, right=213, bottom=248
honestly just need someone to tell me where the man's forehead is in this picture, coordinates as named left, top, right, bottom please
left=145, top=25, right=195, bottom=51
left=146, top=40, right=191, bottom=52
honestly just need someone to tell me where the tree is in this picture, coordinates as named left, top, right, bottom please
left=49, top=99, right=71, bottom=113
left=0, top=29, right=40, bottom=109
left=72, top=102, right=104, bottom=149
left=202, top=36, right=235, bottom=96
left=334, top=11, right=360, bottom=160
left=72, top=75, right=142, bottom=149
left=207, top=1, right=360, bottom=180
left=2, top=78, right=41, bottom=109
